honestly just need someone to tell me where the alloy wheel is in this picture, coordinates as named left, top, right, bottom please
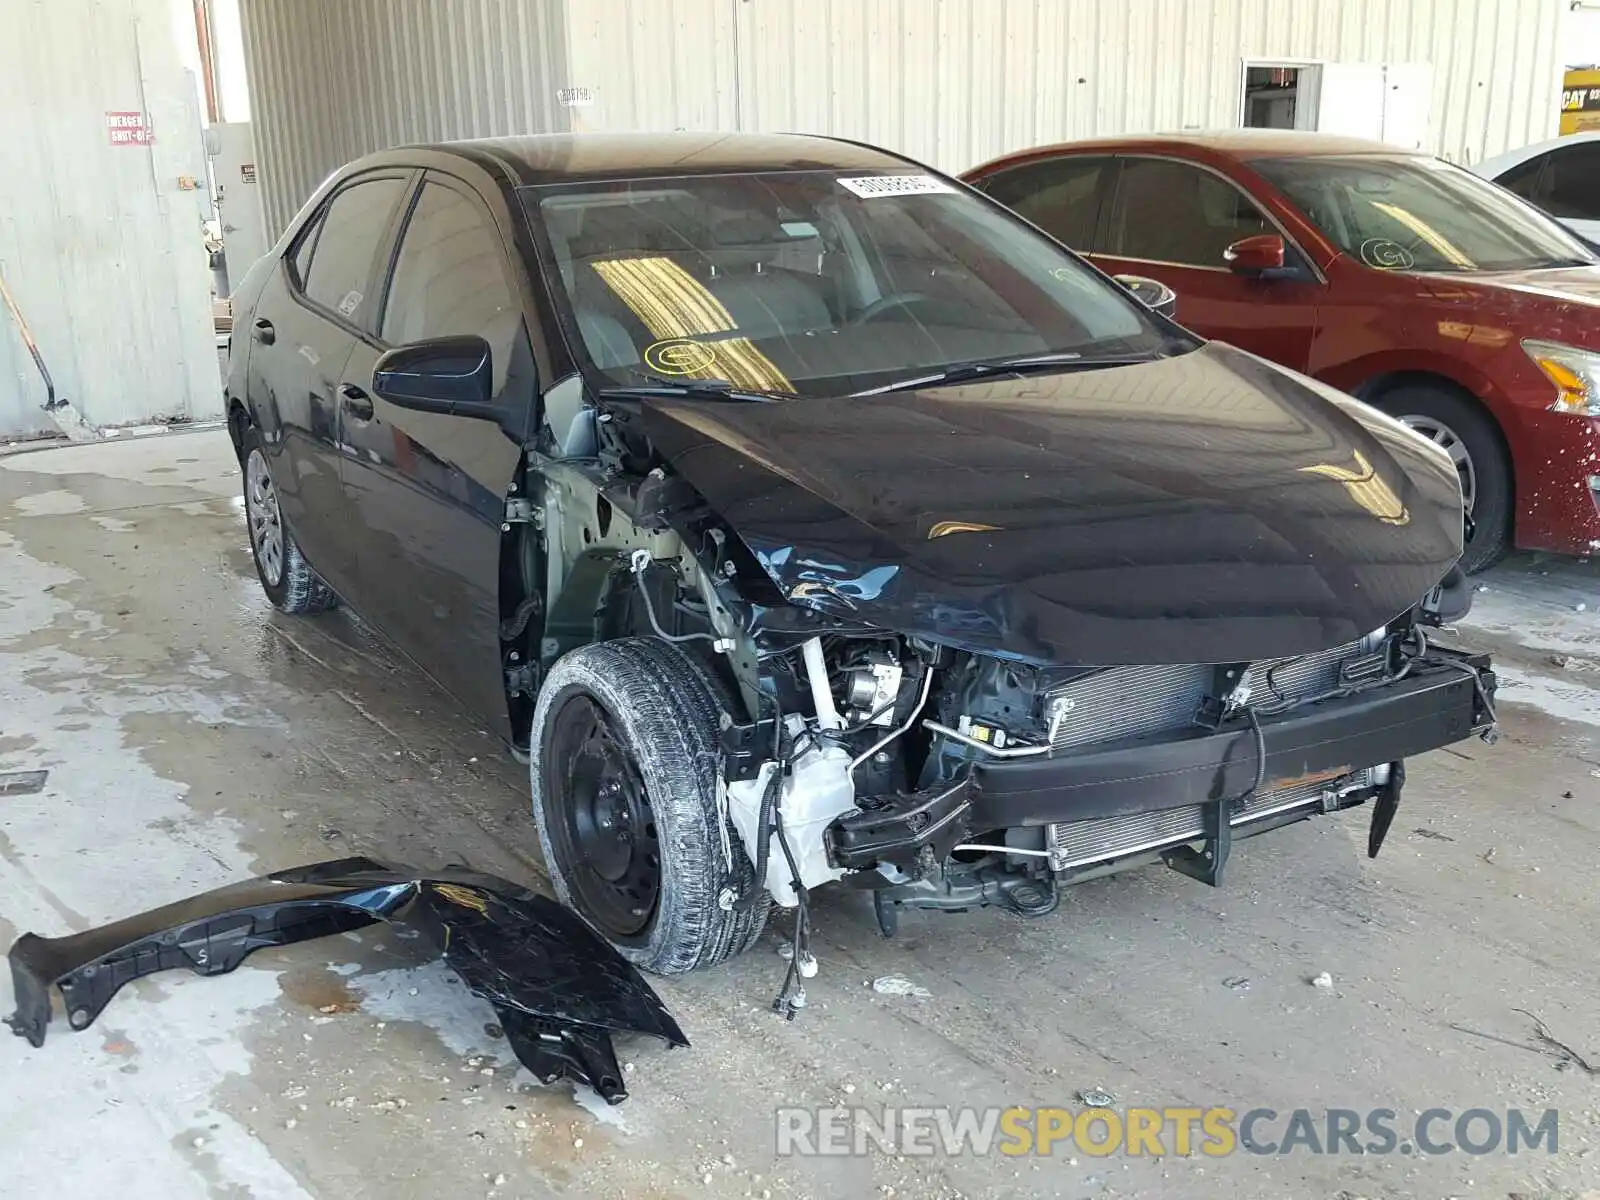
left=1398, top=414, right=1478, bottom=514
left=245, top=448, right=286, bottom=587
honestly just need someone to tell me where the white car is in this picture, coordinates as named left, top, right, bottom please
left=1473, top=133, right=1600, bottom=248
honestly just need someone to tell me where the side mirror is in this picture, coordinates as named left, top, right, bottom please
left=1224, top=233, right=1286, bottom=275
left=1112, top=273, right=1178, bottom=319
left=373, top=335, right=494, bottom=416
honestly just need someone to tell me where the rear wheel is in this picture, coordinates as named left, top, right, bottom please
left=529, top=638, right=768, bottom=975
left=241, top=427, right=338, bottom=613
left=1374, top=385, right=1511, bottom=573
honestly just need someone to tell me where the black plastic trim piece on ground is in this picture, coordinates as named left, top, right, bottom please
left=3, top=857, right=687, bottom=1104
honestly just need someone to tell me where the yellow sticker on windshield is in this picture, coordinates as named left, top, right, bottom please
left=644, top=339, right=718, bottom=376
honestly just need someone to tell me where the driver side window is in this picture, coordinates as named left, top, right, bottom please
left=1104, top=158, right=1272, bottom=268
left=381, top=180, right=520, bottom=351
left=380, top=178, right=531, bottom=402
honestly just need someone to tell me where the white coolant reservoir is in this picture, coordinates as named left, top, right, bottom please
left=725, top=740, right=857, bottom=907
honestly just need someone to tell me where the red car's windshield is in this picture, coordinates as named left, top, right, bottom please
left=1255, top=154, right=1596, bottom=273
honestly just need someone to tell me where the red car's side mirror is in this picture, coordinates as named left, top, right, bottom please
left=1224, top=233, right=1286, bottom=275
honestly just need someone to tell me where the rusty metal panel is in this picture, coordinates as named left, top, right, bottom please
left=0, top=0, right=220, bottom=437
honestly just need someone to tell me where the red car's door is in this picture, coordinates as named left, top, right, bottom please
left=1088, top=155, right=1326, bottom=372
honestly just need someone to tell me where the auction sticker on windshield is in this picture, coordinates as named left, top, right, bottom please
left=837, top=174, right=956, bottom=199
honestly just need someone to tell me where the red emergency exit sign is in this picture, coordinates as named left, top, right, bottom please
left=106, top=111, right=154, bottom=146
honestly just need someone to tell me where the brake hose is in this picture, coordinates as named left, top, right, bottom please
left=734, top=692, right=786, bottom=913
left=736, top=765, right=781, bottom=914
left=498, top=594, right=542, bottom=641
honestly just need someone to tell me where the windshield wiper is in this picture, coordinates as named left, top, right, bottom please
left=851, top=350, right=1158, bottom=397
left=598, top=377, right=791, bottom=403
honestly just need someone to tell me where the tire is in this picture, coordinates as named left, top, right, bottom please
left=241, top=427, right=338, bottom=614
left=529, top=637, right=769, bottom=975
left=1372, top=385, right=1512, bottom=574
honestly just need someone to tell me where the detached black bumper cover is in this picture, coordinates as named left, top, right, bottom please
left=968, top=651, right=1494, bottom=829
left=3, top=858, right=687, bottom=1104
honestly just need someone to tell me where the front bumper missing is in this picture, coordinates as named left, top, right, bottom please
left=4, top=858, right=687, bottom=1104
left=829, top=649, right=1495, bottom=883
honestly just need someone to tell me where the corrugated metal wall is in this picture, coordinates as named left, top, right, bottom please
left=0, top=0, right=220, bottom=437
left=241, top=0, right=571, bottom=239
left=722, top=0, right=1563, bottom=172
left=563, top=0, right=740, bottom=134
left=240, top=0, right=1563, bottom=245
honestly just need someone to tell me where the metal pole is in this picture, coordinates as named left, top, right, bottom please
left=0, top=266, right=63, bottom=412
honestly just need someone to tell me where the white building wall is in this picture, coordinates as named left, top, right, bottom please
left=240, top=0, right=1564, bottom=243
left=0, top=0, right=220, bottom=437
left=241, top=0, right=572, bottom=239
left=562, top=0, right=741, bottom=134
left=714, top=0, right=1564, bottom=172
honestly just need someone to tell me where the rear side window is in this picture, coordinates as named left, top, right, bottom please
left=380, top=181, right=519, bottom=347
left=299, top=176, right=409, bottom=323
left=976, top=157, right=1108, bottom=249
left=1543, top=144, right=1600, bottom=220
left=1104, top=158, right=1272, bottom=267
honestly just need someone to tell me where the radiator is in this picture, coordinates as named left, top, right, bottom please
left=1044, top=770, right=1374, bottom=872
left=1039, top=636, right=1377, bottom=872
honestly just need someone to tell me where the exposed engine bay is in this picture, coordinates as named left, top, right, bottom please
left=716, top=601, right=1494, bottom=920
left=507, top=386, right=1497, bottom=1013
left=707, top=612, right=1491, bottom=1015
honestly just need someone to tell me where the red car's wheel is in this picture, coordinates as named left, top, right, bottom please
left=1380, top=385, right=1511, bottom=573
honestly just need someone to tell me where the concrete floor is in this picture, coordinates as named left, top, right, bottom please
left=0, top=429, right=1597, bottom=1200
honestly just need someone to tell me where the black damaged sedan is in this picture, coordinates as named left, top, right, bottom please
left=224, top=132, right=1495, bottom=986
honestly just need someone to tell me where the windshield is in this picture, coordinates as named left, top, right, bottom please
left=523, top=170, right=1184, bottom=397
left=1253, top=154, right=1596, bottom=273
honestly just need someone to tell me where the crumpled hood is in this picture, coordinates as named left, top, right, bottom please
left=637, top=343, right=1464, bottom=666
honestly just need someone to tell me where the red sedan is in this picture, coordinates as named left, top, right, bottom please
left=965, top=131, right=1600, bottom=571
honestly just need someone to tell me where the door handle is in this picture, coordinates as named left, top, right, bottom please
left=338, top=383, right=374, bottom=421
left=252, top=318, right=275, bottom=346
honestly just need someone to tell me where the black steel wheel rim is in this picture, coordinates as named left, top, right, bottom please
left=544, top=694, right=660, bottom=943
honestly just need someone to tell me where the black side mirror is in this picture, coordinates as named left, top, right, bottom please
left=1112, top=273, right=1178, bottom=320
left=374, top=335, right=494, bottom=417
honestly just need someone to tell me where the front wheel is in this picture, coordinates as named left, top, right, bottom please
left=528, top=638, right=768, bottom=975
left=241, top=428, right=338, bottom=613
left=1376, top=385, right=1512, bottom=573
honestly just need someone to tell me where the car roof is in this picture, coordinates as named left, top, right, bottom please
left=357, top=131, right=922, bottom=187
left=970, top=129, right=1420, bottom=171
left=1474, top=131, right=1600, bottom=178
